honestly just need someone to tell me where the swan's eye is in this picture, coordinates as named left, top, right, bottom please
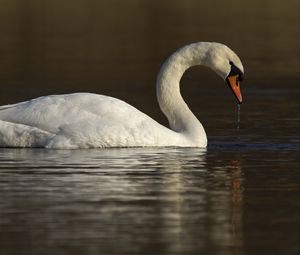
left=229, top=61, right=243, bottom=82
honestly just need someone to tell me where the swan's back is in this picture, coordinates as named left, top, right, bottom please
left=0, top=93, right=142, bottom=132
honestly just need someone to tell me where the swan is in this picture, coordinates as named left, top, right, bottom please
left=0, top=42, right=244, bottom=149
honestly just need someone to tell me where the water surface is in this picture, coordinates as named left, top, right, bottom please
left=0, top=101, right=299, bottom=255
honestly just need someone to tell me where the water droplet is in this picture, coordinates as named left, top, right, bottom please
left=237, top=104, right=241, bottom=131
left=237, top=104, right=241, bottom=143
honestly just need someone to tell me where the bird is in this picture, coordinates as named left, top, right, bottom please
left=0, top=42, right=244, bottom=149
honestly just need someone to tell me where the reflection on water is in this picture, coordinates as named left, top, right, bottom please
left=229, top=160, right=243, bottom=255
left=0, top=144, right=299, bottom=255
left=0, top=148, right=245, bottom=255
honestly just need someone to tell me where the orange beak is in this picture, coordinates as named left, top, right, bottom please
left=226, top=74, right=243, bottom=104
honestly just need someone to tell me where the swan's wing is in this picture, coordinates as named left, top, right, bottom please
left=0, top=93, right=175, bottom=148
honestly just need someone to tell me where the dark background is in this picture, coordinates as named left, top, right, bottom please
left=0, top=0, right=298, bottom=111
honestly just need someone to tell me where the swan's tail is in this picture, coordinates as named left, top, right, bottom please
left=0, top=120, right=53, bottom=147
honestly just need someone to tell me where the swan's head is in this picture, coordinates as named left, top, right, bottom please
left=204, top=43, right=244, bottom=104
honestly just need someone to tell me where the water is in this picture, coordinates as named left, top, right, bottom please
left=0, top=0, right=299, bottom=255
left=0, top=138, right=299, bottom=255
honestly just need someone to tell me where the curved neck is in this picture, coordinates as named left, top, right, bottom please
left=156, top=43, right=208, bottom=144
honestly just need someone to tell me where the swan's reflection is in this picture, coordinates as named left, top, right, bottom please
left=0, top=148, right=244, bottom=254
left=229, top=159, right=244, bottom=255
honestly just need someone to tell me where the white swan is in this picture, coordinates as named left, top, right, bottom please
left=0, top=42, right=244, bottom=149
